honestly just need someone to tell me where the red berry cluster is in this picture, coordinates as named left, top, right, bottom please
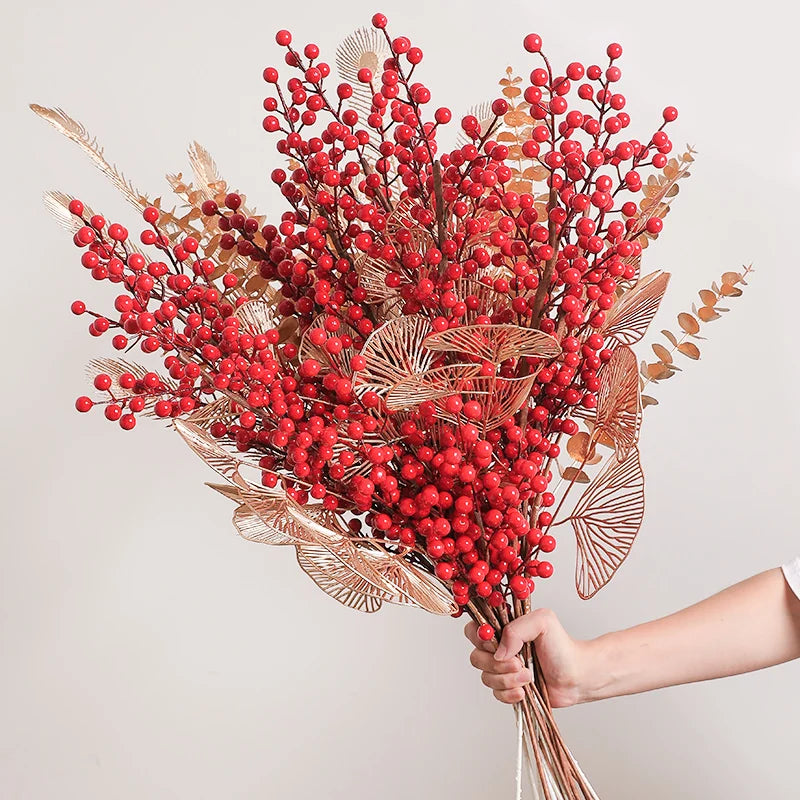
left=68, top=14, right=679, bottom=614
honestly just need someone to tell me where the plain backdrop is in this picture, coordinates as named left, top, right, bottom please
left=2, top=1, right=798, bottom=797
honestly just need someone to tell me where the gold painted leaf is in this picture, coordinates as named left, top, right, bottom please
left=296, top=545, right=384, bottom=613
left=174, top=420, right=248, bottom=486
left=646, top=362, right=673, bottom=381
left=566, top=432, right=599, bottom=463
left=661, top=329, right=679, bottom=347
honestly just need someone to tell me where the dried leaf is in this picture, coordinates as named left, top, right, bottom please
left=641, top=394, right=658, bottom=408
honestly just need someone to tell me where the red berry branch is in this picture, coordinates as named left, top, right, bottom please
left=39, top=15, right=750, bottom=797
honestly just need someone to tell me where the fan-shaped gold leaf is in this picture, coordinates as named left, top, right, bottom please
left=603, top=271, right=671, bottom=345
left=423, top=324, right=561, bottom=364
left=385, top=364, right=484, bottom=409
left=353, top=315, right=435, bottom=399
left=233, top=300, right=277, bottom=335
left=595, top=346, right=641, bottom=461
left=569, top=446, right=645, bottom=599
left=299, top=315, right=357, bottom=376
left=335, top=27, right=390, bottom=119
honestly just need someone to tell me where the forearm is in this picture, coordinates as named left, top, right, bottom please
left=581, top=568, right=800, bottom=702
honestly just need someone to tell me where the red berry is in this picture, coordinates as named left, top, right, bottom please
left=75, top=396, right=93, bottom=412
left=539, top=535, right=556, bottom=553
left=477, top=624, right=494, bottom=642
left=523, top=33, right=542, bottom=53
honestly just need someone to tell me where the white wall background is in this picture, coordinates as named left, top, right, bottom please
left=2, top=1, right=798, bottom=797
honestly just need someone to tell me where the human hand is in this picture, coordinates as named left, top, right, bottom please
left=464, top=609, right=592, bottom=708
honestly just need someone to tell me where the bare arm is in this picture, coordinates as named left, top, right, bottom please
left=465, top=567, right=800, bottom=707
left=583, top=567, right=800, bottom=701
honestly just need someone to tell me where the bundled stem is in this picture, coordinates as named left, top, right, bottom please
left=470, top=602, right=598, bottom=799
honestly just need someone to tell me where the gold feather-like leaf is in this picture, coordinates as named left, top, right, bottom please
left=187, top=141, right=221, bottom=201
left=296, top=545, right=385, bottom=613
left=31, top=105, right=148, bottom=211
left=173, top=419, right=248, bottom=486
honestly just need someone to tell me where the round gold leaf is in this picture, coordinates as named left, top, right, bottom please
left=698, top=289, right=717, bottom=306
left=697, top=306, right=720, bottom=322
left=677, top=342, right=701, bottom=360
left=651, top=343, right=673, bottom=364
left=677, top=313, right=700, bottom=335
left=562, top=466, right=590, bottom=484
left=566, top=432, right=595, bottom=461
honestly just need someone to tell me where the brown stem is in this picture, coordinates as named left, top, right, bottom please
left=531, top=185, right=561, bottom=322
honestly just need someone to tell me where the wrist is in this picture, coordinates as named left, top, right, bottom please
left=574, top=633, right=622, bottom=703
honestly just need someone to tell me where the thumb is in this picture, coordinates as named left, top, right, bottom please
left=494, top=610, right=550, bottom=661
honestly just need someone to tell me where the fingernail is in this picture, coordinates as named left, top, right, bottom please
left=494, top=646, right=506, bottom=660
